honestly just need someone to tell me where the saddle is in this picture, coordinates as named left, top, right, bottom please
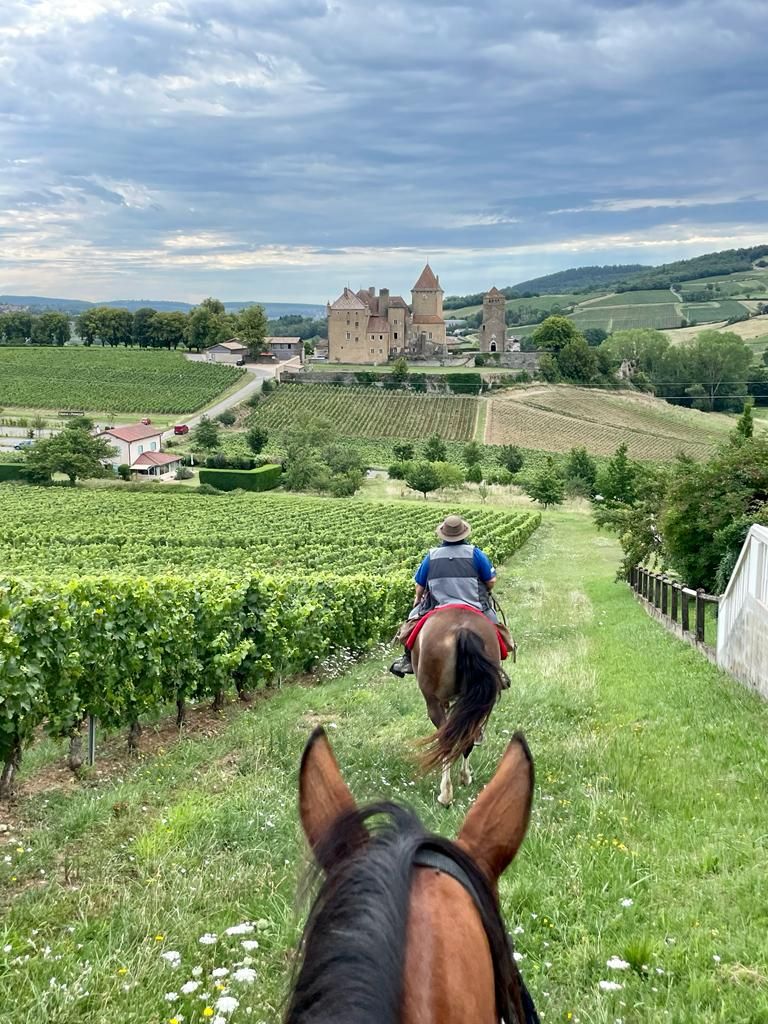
left=405, top=603, right=510, bottom=660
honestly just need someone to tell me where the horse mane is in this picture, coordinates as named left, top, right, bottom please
left=285, top=801, right=517, bottom=1024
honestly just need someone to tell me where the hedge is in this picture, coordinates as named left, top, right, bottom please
left=198, top=465, right=282, bottom=492
left=0, top=464, right=26, bottom=482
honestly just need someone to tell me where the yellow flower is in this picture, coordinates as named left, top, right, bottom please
left=154, top=934, right=165, bottom=941
left=170, top=1019, right=180, bottom=1024
left=215, top=983, right=225, bottom=991
left=203, top=1009, right=214, bottom=1019
left=117, top=967, right=128, bottom=976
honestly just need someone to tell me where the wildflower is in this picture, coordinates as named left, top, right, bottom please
left=225, top=923, right=254, bottom=936
left=513, top=951, right=524, bottom=962
left=181, top=981, right=200, bottom=994
left=713, top=955, right=721, bottom=963
left=620, top=898, right=633, bottom=908
left=606, top=956, right=630, bottom=971
left=199, top=934, right=217, bottom=946
left=211, top=967, right=229, bottom=978
left=255, top=920, right=271, bottom=931
left=164, top=992, right=178, bottom=1001
left=513, top=926, right=524, bottom=935
left=233, top=967, right=257, bottom=983
left=599, top=980, right=623, bottom=991
left=4, top=945, right=13, bottom=954
left=155, top=934, right=165, bottom=942
left=215, top=995, right=239, bottom=1014
left=241, top=940, right=259, bottom=951
left=161, top=951, right=181, bottom=968
left=202, top=1010, right=214, bottom=1019
left=192, top=966, right=203, bottom=977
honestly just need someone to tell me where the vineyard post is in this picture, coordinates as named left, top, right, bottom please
left=87, top=716, right=97, bottom=766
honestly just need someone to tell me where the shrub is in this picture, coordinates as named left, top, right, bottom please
left=175, top=466, right=194, bottom=480
left=216, top=409, right=237, bottom=426
left=330, top=471, right=363, bottom=497
left=446, top=372, right=483, bottom=395
left=465, top=464, right=483, bottom=484
left=497, top=445, right=524, bottom=474
left=198, top=465, right=282, bottom=492
left=0, top=464, right=26, bottom=482
left=117, top=463, right=131, bottom=481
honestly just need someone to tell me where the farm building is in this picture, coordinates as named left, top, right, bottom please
left=97, top=424, right=182, bottom=477
left=206, top=339, right=248, bottom=364
left=265, top=336, right=304, bottom=363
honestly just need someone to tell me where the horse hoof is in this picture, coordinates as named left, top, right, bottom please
left=437, top=793, right=453, bottom=807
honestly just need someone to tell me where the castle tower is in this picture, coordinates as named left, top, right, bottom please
left=410, top=263, right=446, bottom=353
left=480, top=286, right=506, bottom=354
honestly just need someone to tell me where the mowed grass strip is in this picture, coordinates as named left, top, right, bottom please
left=485, top=387, right=721, bottom=460
left=249, top=383, right=479, bottom=441
left=1, top=511, right=766, bottom=1023
left=0, top=348, right=244, bottom=414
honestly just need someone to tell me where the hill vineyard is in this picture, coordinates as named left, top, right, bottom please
left=0, top=348, right=244, bottom=413
left=249, top=384, right=479, bottom=441
left=0, top=487, right=539, bottom=788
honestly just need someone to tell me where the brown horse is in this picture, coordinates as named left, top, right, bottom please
left=287, top=727, right=538, bottom=1024
left=411, top=606, right=504, bottom=806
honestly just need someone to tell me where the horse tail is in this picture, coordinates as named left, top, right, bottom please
left=421, top=628, right=501, bottom=772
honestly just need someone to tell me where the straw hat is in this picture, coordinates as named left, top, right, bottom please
left=436, top=515, right=471, bottom=542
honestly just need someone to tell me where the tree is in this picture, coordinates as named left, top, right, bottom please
left=557, top=337, right=598, bottom=384
left=734, top=402, right=754, bottom=440
left=688, top=330, right=752, bottom=411
left=537, top=352, right=560, bottom=382
left=462, top=441, right=482, bottom=468
left=238, top=304, right=268, bottom=358
left=1, top=311, right=33, bottom=344
left=564, top=447, right=597, bottom=496
left=423, top=434, right=447, bottom=462
left=25, top=428, right=116, bottom=486
left=600, top=329, right=670, bottom=376
left=76, top=308, right=99, bottom=346
left=391, top=357, right=409, bottom=383
left=33, top=311, right=70, bottom=346
left=434, top=462, right=465, bottom=489
left=322, top=444, right=364, bottom=477
left=497, top=445, right=524, bottom=474
left=465, top=464, right=483, bottom=484
left=193, top=416, right=221, bottom=451
left=393, top=442, right=414, bottom=462
left=246, top=426, right=269, bottom=455
left=524, top=457, right=565, bottom=508
left=532, top=316, right=582, bottom=354
left=583, top=327, right=608, bottom=347
left=405, top=461, right=442, bottom=499
left=64, top=416, right=95, bottom=432
left=201, top=297, right=226, bottom=316
left=132, top=307, right=158, bottom=348
left=217, top=409, right=237, bottom=426
left=154, top=311, right=188, bottom=350
left=596, top=443, right=639, bottom=505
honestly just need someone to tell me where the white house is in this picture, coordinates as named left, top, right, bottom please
left=97, top=424, right=182, bottom=477
left=206, top=339, right=248, bottom=364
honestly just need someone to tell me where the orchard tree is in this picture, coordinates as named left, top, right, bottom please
left=246, top=425, right=269, bottom=455
left=596, top=443, right=639, bottom=505
left=564, top=446, right=598, bottom=496
left=393, top=442, right=415, bottom=462
left=405, top=461, right=442, bottom=499
left=462, top=441, right=483, bottom=468
left=525, top=457, right=565, bottom=508
left=423, top=433, right=447, bottom=462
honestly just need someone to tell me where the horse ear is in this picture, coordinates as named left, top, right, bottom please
left=299, top=727, right=360, bottom=865
left=456, top=733, right=534, bottom=887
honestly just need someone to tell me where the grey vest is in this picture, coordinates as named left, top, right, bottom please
left=425, top=543, right=490, bottom=612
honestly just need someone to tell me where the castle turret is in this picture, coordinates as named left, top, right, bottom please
left=410, top=263, right=446, bottom=353
left=480, top=286, right=506, bottom=354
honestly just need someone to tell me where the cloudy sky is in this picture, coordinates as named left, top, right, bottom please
left=1, top=0, right=767, bottom=304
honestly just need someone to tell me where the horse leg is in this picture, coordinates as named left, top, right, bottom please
left=460, top=750, right=473, bottom=787
left=425, top=695, right=454, bottom=807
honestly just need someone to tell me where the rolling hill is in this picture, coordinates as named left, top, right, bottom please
left=0, top=295, right=325, bottom=319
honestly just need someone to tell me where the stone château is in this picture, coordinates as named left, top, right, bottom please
left=326, top=264, right=446, bottom=364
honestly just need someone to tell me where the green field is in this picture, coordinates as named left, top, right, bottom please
left=683, top=300, right=751, bottom=324
left=0, top=348, right=244, bottom=414
left=584, top=290, right=677, bottom=307
left=571, top=303, right=682, bottom=333
left=485, top=385, right=733, bottom=460
left=2, top=510, right=766, bottom=1023
left=249, top=383, right=479, bottom=440
left=448, top=293, right=585, bottom=319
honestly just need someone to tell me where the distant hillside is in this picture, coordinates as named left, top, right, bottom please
left=511, top=264, right=650, bottom=295
left=0, top=295, right=325, bottom=319
left=615, top=245, right=768, bottom=292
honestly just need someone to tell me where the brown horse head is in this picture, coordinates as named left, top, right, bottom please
left=287, top=727, right=536, bottom=1024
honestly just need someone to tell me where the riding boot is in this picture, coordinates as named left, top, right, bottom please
left=389, top=646, right=414, bottom=678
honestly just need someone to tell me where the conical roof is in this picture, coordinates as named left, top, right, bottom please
left=412, top=263, right=440, bottom=291
left=486, top=286, right=504, bottom=298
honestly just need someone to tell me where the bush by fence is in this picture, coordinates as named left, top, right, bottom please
left=0, top=464, right=27, bottom=482
left=198, top=465, right=282, bottom=492
left=0, top=570, right=410, bottom=795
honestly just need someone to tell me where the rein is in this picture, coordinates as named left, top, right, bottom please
left=413, top=844, right=539, bottom=1024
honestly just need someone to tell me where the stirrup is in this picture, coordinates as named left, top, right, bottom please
left=389, top=656, right=413, bottom=678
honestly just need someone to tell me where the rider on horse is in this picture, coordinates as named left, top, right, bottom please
left=390, top=514, right=514, bottom=677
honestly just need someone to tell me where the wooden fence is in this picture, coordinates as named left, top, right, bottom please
left=629, top=566, right=719, bottom=658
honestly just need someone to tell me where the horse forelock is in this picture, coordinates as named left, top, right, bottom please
left=285, top=801, right=520, bottom=1024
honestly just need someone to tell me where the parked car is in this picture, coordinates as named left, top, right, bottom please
left=140, top=417, right=152, bottom=425
left=14, top=439, right=35, bottom=450
left=235, top=358, right=245, bottom=366
left=173, top=424, right=189, bottom=435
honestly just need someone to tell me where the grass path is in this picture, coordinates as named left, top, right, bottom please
left=2, top=512, right=767, bottom=1023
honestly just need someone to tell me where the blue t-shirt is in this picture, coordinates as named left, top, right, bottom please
left=414, top=543, right=496, bottom=587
